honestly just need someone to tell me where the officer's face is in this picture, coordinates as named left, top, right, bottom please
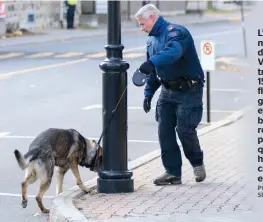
left=136, top=15, right=155, bottom=33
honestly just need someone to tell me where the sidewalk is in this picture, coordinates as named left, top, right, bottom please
left=0, top=11, right=246, bottom=48
left=50, top=107, right=253, bottom=222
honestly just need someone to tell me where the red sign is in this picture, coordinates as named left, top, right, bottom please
left=203, top=42, right=212, bottom=55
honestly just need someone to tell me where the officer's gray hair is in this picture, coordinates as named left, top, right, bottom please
left=135, top=4, right=161, bottom=20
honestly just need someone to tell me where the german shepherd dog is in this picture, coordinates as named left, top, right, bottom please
left=13, top=128, right=102, bottom=213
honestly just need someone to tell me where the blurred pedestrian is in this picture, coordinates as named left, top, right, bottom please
left=134, top=4, right=206, bottom=185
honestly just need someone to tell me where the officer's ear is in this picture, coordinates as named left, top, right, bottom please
left=149, top=14, right=156, bottom=22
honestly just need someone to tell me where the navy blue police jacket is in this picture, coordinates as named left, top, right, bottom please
left=144, top=16, right=204, bottom=97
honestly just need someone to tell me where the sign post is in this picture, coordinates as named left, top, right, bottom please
left=200, top=40, right=215, bottom=124
left=240, top=1, right=247, bottom=58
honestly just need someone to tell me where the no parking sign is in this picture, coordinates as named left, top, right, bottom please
left=200, top=40, right=215, bottom=124
left=200, top=41, right=215, bottom=71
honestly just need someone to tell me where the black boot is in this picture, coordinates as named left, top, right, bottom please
left=153, top=172, right=182, bottom=185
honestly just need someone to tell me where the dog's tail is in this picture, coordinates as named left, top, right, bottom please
left=14, top=150, right=29, bottom=170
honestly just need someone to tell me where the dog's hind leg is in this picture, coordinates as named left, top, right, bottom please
left=21, top=167, right=37, bottom=208
left=36, top=179, right=52, bottom=213
left=35, top=158, right=54, bottom=213
left=56, top=166, right=69, bottom=195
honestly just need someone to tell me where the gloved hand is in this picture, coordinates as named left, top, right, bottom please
left=143, top=96, right=152, bottom=113
left=139, top=60, right=155, bottom=75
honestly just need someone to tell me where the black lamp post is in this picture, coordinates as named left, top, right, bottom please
left=97, top=0, right=134, bottom=193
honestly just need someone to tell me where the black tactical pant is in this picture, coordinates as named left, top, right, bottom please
left=155, top=83, right=204, bottom=177
left=67, top=5, right=76, bottom=29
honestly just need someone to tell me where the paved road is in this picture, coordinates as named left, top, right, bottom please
left=0, top=20, right=250, bottom=221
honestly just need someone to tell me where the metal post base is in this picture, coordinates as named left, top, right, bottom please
left=97, top=178, right=134, bottom=193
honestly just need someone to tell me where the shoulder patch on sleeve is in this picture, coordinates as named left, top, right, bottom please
left=168, top=31, right=178, bottom=38
left=167, top=26, right=184, bottom=39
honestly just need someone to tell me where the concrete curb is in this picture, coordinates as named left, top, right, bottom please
left=49, top=105, right=251, bottom=222
left=0, top=16, right=241, bottom=48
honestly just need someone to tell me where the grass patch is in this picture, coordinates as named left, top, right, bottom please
left=205, top=8, right=236, bottom=14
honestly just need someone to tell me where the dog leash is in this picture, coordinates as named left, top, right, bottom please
left=97, top=74, right=134, bottom=146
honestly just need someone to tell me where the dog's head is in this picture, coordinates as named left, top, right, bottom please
left=84, top=140, right=103, bottom=172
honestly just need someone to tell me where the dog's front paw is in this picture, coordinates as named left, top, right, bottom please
left=21, top=199, right=28, bottom=208
left=79, top=184, right=90, bottom=193
left=82, top=188, right=90, bottom=193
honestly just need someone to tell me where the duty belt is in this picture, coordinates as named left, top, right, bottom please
left=161, top=78, right=202, bottom=91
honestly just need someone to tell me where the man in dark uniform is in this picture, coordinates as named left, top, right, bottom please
left=135, top=4, right=206, bottom=185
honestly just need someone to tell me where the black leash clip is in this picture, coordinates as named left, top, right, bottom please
left=132, top=68, right=147, bottom=87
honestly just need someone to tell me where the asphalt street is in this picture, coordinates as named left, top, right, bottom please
left=0, top=20, right=250, bottom=221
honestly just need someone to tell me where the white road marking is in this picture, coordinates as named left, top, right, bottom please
left=33, top=213, right=41, bottom=217
left=25, top=52, right=54, bottom=59
left=55, top=52, right=84, bottom=58
left=0, top=58, right=89, bottom=79
left=0, top=132, right=10, bottom=137
left=0, top=53, right=24, bottom=59
left=82, top=104, right=235, bottom=113
left=0, top=192, right=54, bottom=199
left=82, top=104, right=102, bottom=110
left=85, top=52, right=106, bottom=58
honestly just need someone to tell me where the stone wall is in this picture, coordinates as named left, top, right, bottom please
left=4, top=1, right=81, bottom=32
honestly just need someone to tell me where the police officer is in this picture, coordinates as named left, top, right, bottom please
left=135, top=4, right=206, bottom=185
left=65, top=0, right=77, bottom=29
